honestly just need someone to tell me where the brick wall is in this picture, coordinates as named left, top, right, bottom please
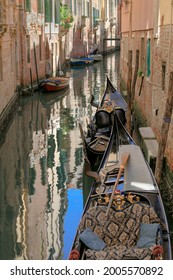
left=120, top=26, right=173, bottom=172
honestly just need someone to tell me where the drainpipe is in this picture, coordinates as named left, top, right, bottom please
left=129, top=0, right=132, bottom=40
left=166, top=0, right=173, bottom=88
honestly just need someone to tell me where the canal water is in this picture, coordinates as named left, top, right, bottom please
left=0, top=51, right=120, bottom=260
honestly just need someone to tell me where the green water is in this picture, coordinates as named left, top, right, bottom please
left=0, top=52, right=121, bottom=260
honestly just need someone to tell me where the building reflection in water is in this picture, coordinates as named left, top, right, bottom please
left=0, top=52, right=120, bottom=260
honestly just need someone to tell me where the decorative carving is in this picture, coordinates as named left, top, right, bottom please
left=0, top=24, right=7, bottom=36
left=9, top=25, right=17, bottom=36
left=26, top=12, right=44, bottom=34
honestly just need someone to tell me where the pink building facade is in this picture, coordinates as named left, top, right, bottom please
left=120, top=0, right=173, bottom=174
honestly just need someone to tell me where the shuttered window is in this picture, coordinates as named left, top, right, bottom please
left=74, top=0, right=77, bottom=15
left=25, top=0, right=31, bottom=12
left=82, top=0, right=86, bottom=16
left=55, top=0, right=60, bottom=24
left=44, top=0, right=52, bottom=23
left=87, top=1, right=89, bottom=17
left=146, top=39, right=151, bottom=77
left=70, top=0, right=72, bottom=12
left=93, top=8, right=99, bottom=27
left=37, top=0, right=43, bottom=14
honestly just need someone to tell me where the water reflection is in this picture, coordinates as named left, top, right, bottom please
left=0, top=51, right=120, bottom=260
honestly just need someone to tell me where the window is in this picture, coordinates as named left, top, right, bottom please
left=55, top=0, right=60, bottom=24
left=109, top=0, right=113, bottom=18
left=74, top=0, right=77, bottom=15
left=37, top=0, right=43, bottom=14
left=162, top=62, right=166, bottom=91
left=25, top=0, right=31, bottom=12
left=44, top=0, right=52, bottom=22
left=140, top=37, right=145, bottom=73
left=26, top=35, right=30, bottom=63
left=93, top=8, right=99, bottom=27
left=82, top=0, right=86, bottom=16
left=87, top=1, right=89, bottom=17
left=70, top=0, right=72, bottom=12
left=146, top=38, right=151, bottom=77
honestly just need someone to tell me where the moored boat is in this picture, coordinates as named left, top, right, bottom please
left=39, top=76, right=69, bottom=92
left=81, top=77, right=132, bottom=166
left=69, top=130, right=172, bottom=260
left=69, top=57, right=94, bottom=67
left=88, top=54, right=103, bottom=62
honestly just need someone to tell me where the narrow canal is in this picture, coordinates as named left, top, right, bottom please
left=0, top=51, right=121, bottom=260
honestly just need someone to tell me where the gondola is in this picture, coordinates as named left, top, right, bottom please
left=80, top=77, right=132, bottom=166
left=69, top=113, right=172, bottom=260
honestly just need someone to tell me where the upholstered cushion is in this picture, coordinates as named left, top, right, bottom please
left=79, top=227, right=106, bottom=251
left=74, top=204, right=163, bottom=260
left=137, top=223, right=160, bottom=248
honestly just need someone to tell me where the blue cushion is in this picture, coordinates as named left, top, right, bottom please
left=137, top=223, right=160, bottom=248
left=79, top=228, right=106, bottom=251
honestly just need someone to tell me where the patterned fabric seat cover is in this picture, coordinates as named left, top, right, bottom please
left=74, top=203, right=162, bottom=260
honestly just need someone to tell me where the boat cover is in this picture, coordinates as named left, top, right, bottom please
left=110, top=90, right=127, bottom=111
left=119, top=145, right=158, bottom=193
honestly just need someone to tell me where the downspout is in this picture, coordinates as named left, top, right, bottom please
left=129, top=0, right=132, bottom=40
left=166, top=0, right=173, bottom=90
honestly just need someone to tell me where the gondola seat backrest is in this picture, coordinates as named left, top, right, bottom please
left=115, top=108, right=126, bottom=125
left=95, top=110, right=111, bottom=129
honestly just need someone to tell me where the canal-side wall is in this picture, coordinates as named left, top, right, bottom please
left=133, top=100, right=173, bottom=217
left=120, top=0, right=173, bottom=214
left=120, top=79, right=173, bottom=216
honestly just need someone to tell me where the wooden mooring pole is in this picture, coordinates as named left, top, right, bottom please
left=33, top=42, right=40, bottom=88
left=127, top=50, right=132, bottom=133
left=155, top=71, right=173, bottom=184
left=131, top=50, right=139, bottom=102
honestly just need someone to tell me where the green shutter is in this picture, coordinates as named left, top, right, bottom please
left=74, top=0, right=77, bottom=15
left=45, top=0, right=52, bottom=23
left=55, top=0, right=60, bottom=24
left=147, top=39, right=151, bottom=77
left=25, top=0, right=31, bottom=12
left=38, top=0, right=43, bottom=13
left=70, top=0, right=72, bottom=12
left=93, top=7, right=97, bottom=26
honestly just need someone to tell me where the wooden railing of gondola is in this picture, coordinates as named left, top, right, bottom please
left=106, top=153, right=130, bottom=216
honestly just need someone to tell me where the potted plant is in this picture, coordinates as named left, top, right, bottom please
left=59, top=3, right=74, bottom=36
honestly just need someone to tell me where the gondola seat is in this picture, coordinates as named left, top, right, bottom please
left=75, top=203, right=163, bottom=260
left=95, top=110, right=112, bottom=134
left=115, top=108, right=126, bottom=125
